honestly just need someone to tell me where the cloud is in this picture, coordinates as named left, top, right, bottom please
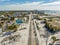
left=37, top=1, right=60, bottom=10
left=42, top=1, right=60, bottom=5
left=10, top=1, right=44, bottom=6
left=0, top=1, right=60, bottom=10
left=22, top=2, right=41, bottom=5
left=0, top=1, right=44, bottom=10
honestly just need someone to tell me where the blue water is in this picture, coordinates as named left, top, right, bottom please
left=16, top=19, right=23, bottom=24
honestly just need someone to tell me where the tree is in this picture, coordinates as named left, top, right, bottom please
left=10, top=17, right=15, bottom=21
left=7, top=25, right=17, bottom=30
left=51, top=36, right=56, bottom=44
left=22, top=13, right=26, bottom=17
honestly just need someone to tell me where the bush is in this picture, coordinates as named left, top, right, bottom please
left=7, top=25, right=17, bottom=30
left=51, top=36, right=56, bottom=43
left=51, top=36, right=56, bottom=41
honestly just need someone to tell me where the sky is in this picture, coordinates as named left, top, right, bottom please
left=0, top=0, right=60, bottom=10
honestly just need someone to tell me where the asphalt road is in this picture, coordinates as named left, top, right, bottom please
left=28, top=13, right=37, bottom=45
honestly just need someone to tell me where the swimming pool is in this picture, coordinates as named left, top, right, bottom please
left=16, top=19, right=23, bottom=24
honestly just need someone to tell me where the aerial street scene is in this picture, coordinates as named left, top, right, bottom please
left=0, top=0, right=60, bottom=45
